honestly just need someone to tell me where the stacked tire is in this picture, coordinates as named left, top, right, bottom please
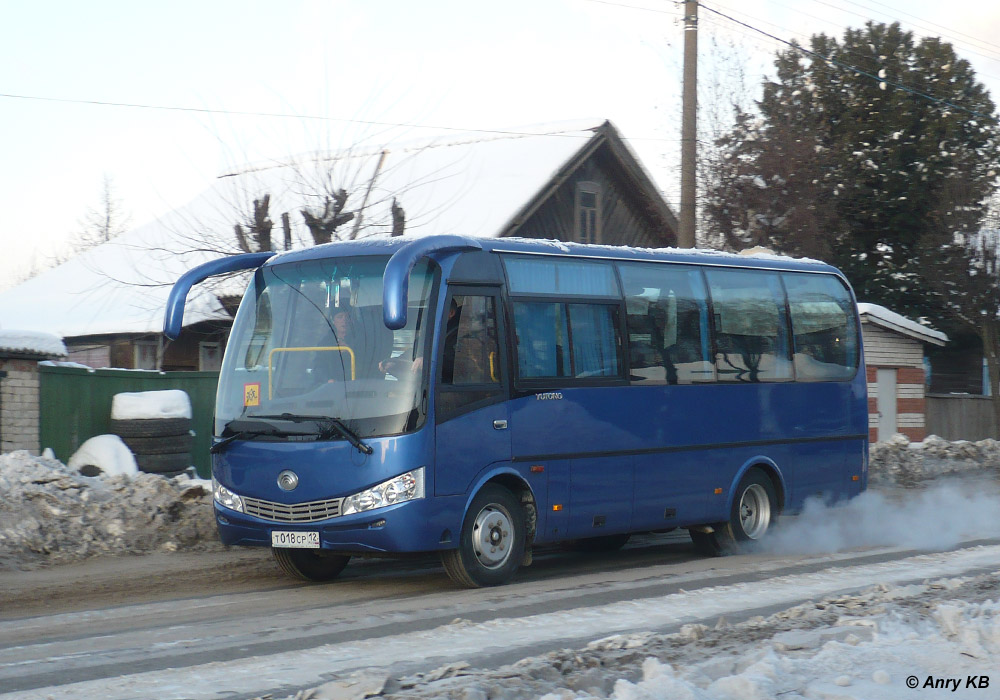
left=110, top=390, right=194, bottom=478
left=110, top=417, right=193, bottom=477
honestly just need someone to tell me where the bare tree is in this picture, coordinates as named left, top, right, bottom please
left=76, top=174, right=132, bottom=251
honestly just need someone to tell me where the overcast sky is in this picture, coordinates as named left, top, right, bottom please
left=2, top=0, right=999, bottom=292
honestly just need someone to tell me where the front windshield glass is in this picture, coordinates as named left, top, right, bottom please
left=215, top=255, right=437, bottom=439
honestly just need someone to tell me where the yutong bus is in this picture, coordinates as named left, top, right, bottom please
left=164, top=235, right=867, bottom=587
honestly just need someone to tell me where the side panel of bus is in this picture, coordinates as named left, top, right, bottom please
left=499, top=252, right=865, bottom=544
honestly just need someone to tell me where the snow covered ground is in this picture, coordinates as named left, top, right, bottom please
left=1, top=436, right=999, bottom=699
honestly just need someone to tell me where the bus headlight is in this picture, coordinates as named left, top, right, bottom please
left=213, top=477, right=245, bottom=513
left=342, top=467, right=425, bottom=515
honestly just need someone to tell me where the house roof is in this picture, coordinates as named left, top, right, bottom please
left=858, top=303, right=948, bottom=346
left=0, top=120, right=675, bottom=339
left=0, top=330, right=67, bottom=358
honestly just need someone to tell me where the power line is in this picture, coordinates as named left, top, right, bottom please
left=703, top=0, right=1000, bottom=90
left=825, top=0, right=1000, bottom=63
left=0, top=90, right=686, bottom=143
left=699, top=2, right=999, bottom=123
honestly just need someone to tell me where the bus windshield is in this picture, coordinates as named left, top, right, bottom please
left=215, top=255, right=437, bottom=440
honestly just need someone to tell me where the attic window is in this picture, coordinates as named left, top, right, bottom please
left=576, top=181, right=601, bottom=245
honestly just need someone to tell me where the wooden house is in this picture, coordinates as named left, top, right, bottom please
left=0, top=121, right=677, bottom=368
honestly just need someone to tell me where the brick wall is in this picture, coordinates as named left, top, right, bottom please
left=0, top=358, right=42, bottom=454
left=862, top=325, right=928, bottom=443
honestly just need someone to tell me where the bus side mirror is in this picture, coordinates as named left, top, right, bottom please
left=163, top=252, right=273, bottom=340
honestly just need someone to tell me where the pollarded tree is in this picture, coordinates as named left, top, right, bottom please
left=706, top=21, right=999, bottom=327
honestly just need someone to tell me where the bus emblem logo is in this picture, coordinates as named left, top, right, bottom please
left=277, top=470, right=299, bottom=491
left=536, top=392, right=563, bottom=401
left=244, top=383, right=260, bottom=407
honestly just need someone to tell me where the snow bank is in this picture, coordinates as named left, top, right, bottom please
left=67, top=435, right=139, bottom=477
left=870, top=434, right=1000, bottom=486
left=327, top=573, right=1000, bottom=700
left=0, top=451, right=218, bottom=570
left=110, top=389, right=192, bottom=420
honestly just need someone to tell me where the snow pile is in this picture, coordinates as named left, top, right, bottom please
left=0, top=451, right=218, bottom=570
left=342, top=573, right=1000, bottom=700
left=869, top=434, right=1000, bottom=486
left=67, top=435, right=139, bottom=477
left=110, top=389, right=192, bottom=420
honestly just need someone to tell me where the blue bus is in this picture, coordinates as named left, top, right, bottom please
left=164, top=235, right=867, bottom=587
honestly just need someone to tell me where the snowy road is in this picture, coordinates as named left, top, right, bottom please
left=2, top=526, right=1000, bottom=700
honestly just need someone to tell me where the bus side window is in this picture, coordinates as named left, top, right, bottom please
left=443, top=295, right=501, bottom=386
left=513, top=302, right=571, bottom=378
left=619, top=262, right=714, bottom=384
left=783, top=273, right=858, bottom=381
left=436, top=293, right=505, bottom=422
left=706, top=269, right=792, bottom=383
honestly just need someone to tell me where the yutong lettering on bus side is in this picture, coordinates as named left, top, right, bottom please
left=164, top=235, right=868, bottom=588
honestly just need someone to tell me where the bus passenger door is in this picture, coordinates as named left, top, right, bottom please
left=434, top=288, right=512, bottom=496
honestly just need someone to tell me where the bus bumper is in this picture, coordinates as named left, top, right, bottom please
left=214, top=496, right=463, bottom=553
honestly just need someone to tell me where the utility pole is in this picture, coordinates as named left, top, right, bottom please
left=679, top=0, right=698, bottom=248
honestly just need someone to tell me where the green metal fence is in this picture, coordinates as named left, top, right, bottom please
left=39, top=365, right=219, bottom=477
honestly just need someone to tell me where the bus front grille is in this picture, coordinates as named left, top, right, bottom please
left=243, top=496, right=343, bottom=523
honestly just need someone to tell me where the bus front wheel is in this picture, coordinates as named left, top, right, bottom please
left=442, top=485, right=525, bottom=588
left=272, top=548, right=350, bottom=582
left=690, top=468, right=777, bottom=556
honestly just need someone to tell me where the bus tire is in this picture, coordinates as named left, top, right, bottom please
left=272, top=548, right=350, bottom=582
left=690, top=468, right=777, bottom=556
left=441, top=484, right=525, bottom=588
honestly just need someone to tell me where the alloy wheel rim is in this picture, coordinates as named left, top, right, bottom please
left=739, top=483, right=771, bottom=539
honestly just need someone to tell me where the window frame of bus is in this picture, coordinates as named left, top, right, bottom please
left=435, top=286, right=510, bottom=423
left=779, top=271, right=860, bottom=382
left=617, top=260, right=718, bottom=385
left=704, top=266, right=795, bottom=384
left=499, top=254, right=628, bottom=390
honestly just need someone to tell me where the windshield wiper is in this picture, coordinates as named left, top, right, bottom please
left=210, top=431, right=261, bottom=454
left=249, top=413, right=374, bottom=456
left=318, top=417, right=375, bottom=456
left=211, top=416, right=312, bottom=455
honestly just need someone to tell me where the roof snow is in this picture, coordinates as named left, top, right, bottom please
left=0, top=120, right=613, bottom=339
left=0, top=330, right=67, bottom=357
left=858, top=303, right=948, bottom=345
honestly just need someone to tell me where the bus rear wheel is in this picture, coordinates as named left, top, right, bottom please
left=442, top=485, right=525, bottom=588
left=272, top=548, right=350, bottom=582
left=690, top=468, right=777, bottom=556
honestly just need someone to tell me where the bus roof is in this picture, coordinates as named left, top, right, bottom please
left=267, top=235, right=841, bottom=276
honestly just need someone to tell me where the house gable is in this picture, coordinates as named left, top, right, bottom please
left=498, top=122, right=677, bottom=247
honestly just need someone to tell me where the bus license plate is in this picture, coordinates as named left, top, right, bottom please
left=271, top=531, right=320, bottom=548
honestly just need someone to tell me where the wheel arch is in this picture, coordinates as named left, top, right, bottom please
left=726, top=456, right=786, bottom=514
left=466, top=467, right=538, bottom=548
